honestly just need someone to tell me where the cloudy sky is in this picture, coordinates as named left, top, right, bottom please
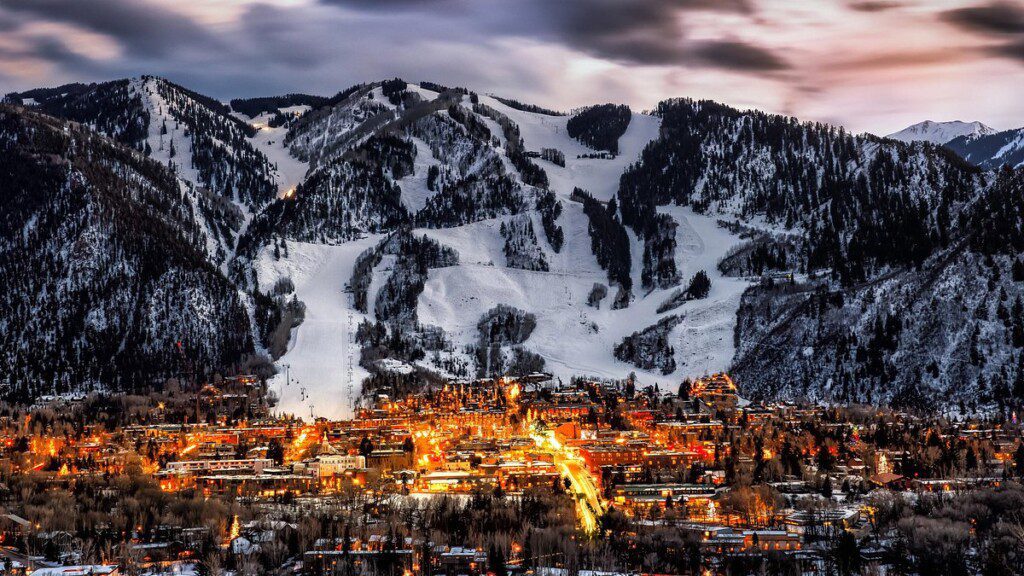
left=0, top=0, right=1022, bottom=134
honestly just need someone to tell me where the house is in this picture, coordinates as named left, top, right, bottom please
left=868, top=472, right=908, bottom=490
left=0, top=513, right=31, bottom=543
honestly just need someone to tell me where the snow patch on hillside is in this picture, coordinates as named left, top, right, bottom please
left=249, top=98, right=742, bottom=411
left=658, top=205, right=751, bottom=376
left=256, top=236, right=382, bottom=420
left=135, top=77, right=202, bottom=185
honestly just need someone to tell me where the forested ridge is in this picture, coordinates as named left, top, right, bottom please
left=0, top=106, right=254, bottom=400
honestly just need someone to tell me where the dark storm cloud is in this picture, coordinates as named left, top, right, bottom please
left=0, top=0, right=220, bottom=57
left=942, top=1, right=1024, bottom=35
left=323, top=0, right=762, bottom=68
left=989, top=38, right=1024, bottom=60
left=0, top=34, right=110, bottom=79
left=538, top=0, right=701, bottom=65
left=848, top=1, right=907, bottom=12
left=547, top=0, right=791, bottom=77
left=691, top=40, right=790, bottom=72
left=323, top=0, right=461, bottom=10
left=0, top=10, right=20, bottom=32
left=942, top=1, right=1024, bottom=65
left=236, top=3, right=333, bottom=68
left=514, top=0, right=787, bottom=72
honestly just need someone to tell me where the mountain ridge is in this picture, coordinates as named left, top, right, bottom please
left=887, top=119, right=996, bottom=145
left=2, top=76, right=1023, bottom=415
left=945, top=127, right=1024, bottom=170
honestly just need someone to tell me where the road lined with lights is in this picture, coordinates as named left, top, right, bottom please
left=531, top=430, right=605, bottom=533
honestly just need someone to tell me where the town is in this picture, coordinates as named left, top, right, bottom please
left=0, top=372, right=1021, bottom=576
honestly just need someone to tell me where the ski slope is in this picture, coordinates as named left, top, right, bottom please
left=658, top=205, right=750, bottom=377
left=246, top=110, right=311, bottom=197
left=397, top=136, right=442, bottom=212
left=255, top=236, right=382, bottom=419
left=253, top=88, right=749, bottom=417
left=417, top=205, right=748, bottom=387
left=473, top=95, right=662, bottom=202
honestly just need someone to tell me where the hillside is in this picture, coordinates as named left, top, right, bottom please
left=0, top=106, right=255, bottom=400
left=945, top=127, right=1024, bottom=170
left=2, top=77, right=1023, bottom=416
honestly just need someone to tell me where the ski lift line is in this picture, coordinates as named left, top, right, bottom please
left=346, top=310, right=357, bottom=414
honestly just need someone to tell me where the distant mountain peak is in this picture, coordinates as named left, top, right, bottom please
left=887, top=120, right=996, bottom=145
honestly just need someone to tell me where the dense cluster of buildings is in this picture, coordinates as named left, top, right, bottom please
left=0, top=371, right=1021, bottom=575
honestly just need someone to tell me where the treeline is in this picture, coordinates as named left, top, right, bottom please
left=419, top=80, right=470, bottom=95
left=656, top=270, right=711, bottom=313
left=351, top=232, right=460, bottom=378
left=567, top=103, right=631, bottom=154
left=239, top=133, right=414, bottom=254
left=640, top=213, right=680, bottom=290
left=148, top=76, right=239, bottom=126
left=150, top=77, right=278, bottom=208
left=8, top=79, right=150, bottom=149
left=614, top=315, right=682, bottom=374
left=4, top=82, right=93, bottom=105
left=491, top=95, right=565, bottom=116
left=283, top=88, right=388, bottom=168
left=500, top=216, right=549, bottom=271
left=326, top=82, right=370, bottom=107
left=381, top=77, right=410, bottom=106
left=536, top=190, right=564, bottom=252
left=577, top=188, right=632, bottom=307
left=473, top=102, right=549, bottom=188
left=447, top=103, right=492, bottom=143
left=350, top=230, right=458, bottom=326
left=718, top=234, right=798, bottom=277
left=229, top=93, right=329, bottom=118
left=472, top=305, right=542, bottom=377
left=969, top=166, right=1024, bottom=256
left=409, top=113, right=527, bottom=227
left=416, top=174, right=525, bottom=228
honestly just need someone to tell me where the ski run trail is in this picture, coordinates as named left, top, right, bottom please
left=257, top=87, right=750, bottom=418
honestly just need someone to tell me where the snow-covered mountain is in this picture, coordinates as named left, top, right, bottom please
left=887, top=120, right=996, bottom=145
left=945, top=127, right=1024, bottom=170
left=7, top=77, right=299, bottom=265
left=3, top=77, right=1024, bottom=416
left=0, top=106, right=254, bottom=400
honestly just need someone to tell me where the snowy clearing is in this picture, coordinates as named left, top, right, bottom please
left=249, top=94, right=747, bottom=414
left=397, top=136, right=442, bottom=212
left=658, top=205, right=751, bottom=378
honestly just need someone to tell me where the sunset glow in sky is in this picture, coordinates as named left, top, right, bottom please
left=0, top=0, right=1022, bottom=134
